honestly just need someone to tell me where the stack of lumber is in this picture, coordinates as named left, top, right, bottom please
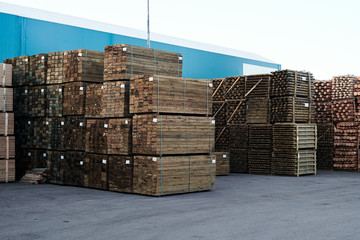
left=14, top=117, right=33, bottom=149
left=226, top=100, right=246, bottom=124
left=46, top=117, right=66, bottom=151
left=104, top=44, right=183, bottom=81
left=32, top=118, right=48, bottom=149
left=333, top=122, right=359, bottom=171
left=47, top=51, right=64, bottom=85
left=272, top=123, right=317, bottom=176
left=85, top=84, right=103, bottom=118
left=13, top=87, right=29, bottom=116
left=21, top=149, right=48, bottom=170
left=109, top=155, right=134, bottom=193
left=28, top=86, right=46, bottom=117
left=20, top=168, right=47, bottom=184
left=331, top=99, right=355, bottom=123
left=0, top=87, right=13, bottom=112
left=3, top=56, right=29, bottom=86
left=224, top=76, right=245, bottom=100
left=248, top=124, right=272, bottom=175
left=0, top=63, right=12, bottom=86
left=212, top=78, right=227, bottom=101
left=84, top=154, right=108, bottom=190
left=314, top=80, right=332, bottom=123
left=130, top=75, right=212, bottom=115
left=317, top=123, right=334, bottom=170
left=101, top=81, right=130, bottom=117
left=246, top=98, right=269, bottom=124
left=46, top=150, right=66, bottom=184
left=64, top=116, right=86, bottom=151
left=133, top=155, right=215, bottom=196
left=246, top=74, right=271, bottom=98
left=213, top=152, right=229, bottom=176
left=47, top=85, right=63, bottom=117
left=63, top=151, right=85, bottom=186
left=332, top=75, right=356, bottom=100
left=86, top=118, right=132, bottom=155
left=63, top=49, right=104, bottom=83
left=63, top=82, right=89, bottom=116
left=270, top=97, right=313, bottom=123
left=29, top=54, right=47, bottom=86
left=213, top=101, right=228, bottom=151
left=0, top=159, right=15, bottom=183
left=228, top=124, right=248, bottom=173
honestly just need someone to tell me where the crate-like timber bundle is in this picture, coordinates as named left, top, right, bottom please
left=229, top=149, right=248, bottom=173
left=229, top=124, right=248, bottom=149
left=47, top=51, right=64, bottom=85
left=3, top=56, right=29, bottom=86
left=63, top=49, right=104, bottom=83
left=213, top=152, right=229, bottom=176
left=15, top=149, right=27, bottom=179
left=32, top=117, right=48, bottom=149
left=84, top=154, right=108, bottom=190
left=0, top=87, right=13, bottom=112
left=224, top=76, right=245, bottom=100
left=331, top=99, right=356, bottom=123
left=333, top=150, right=358, bottom=171
left=314, top=80, right=332, bottom=102
left=86, top=118, right=132, bottom=155
left=314, top=102, right=332, bottom=123
left=0, top=159, right=15, bottom=182
left=14, top=117, right=33, bottom=148
left=273, top=123, right=317, bottom=150
left=272, top=149, right=316, bottom=176
left=213, top=101, right=227, bottom=123
left=270, top=70, right=314, bottom=98
left=109, top=155, right=134, bottom=193
left=63, top=82, right=89, bottom=116
left=212, top=78, right=226, bottom=101
left=245, top=74, right=271, bottom=98
left=215, top=125, right=229, bottom=152
left=46, top=84, right=63, bottom=117
left=317, top=123, right=335, bottom=148
left=29, top=54, right=47, bottom=86
left=64, top=116, right=86, bottom=151
left=317, top=147, right=334, bottom=170
left=13, top=87, right=29, bottom=116
left=130, top=75, right=212, bottom=115
left=28, top=86, right=46, bottom=117
left=85, top=84, right=103, bottom=118
left=133, top=114, right=214, bottom=155
left=0, top=136, right=15, bottom=159
left=133, top=155, right=215, bottom=196
left=101, top=81, right=130, bottom=118
left=104, top=44, right=183, bottom=81
left=46, top=117, right=66, bottom=151
left=24, top=149, right=48, bottom=169
left=246, top=98, right=270, bottom=124
left=0, top=113, right=14, bottom=136
left=331, top=75, right=356, bottom=100
left=0, top=63, right=12, bottom=86
left=248, top=150, right=272, bottom=175
left=270, top=96, right=314, bottom=123
left=46, top=150, right=66, bottom=184
left=226, top=99, right=246, bottom=125
left=63, top=151, right=85, bottom=187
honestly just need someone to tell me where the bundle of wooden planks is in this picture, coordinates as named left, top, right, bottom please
left=85, top=84, right=103, bottom=118
left=314, top=80, right=332, bottom=123
left=213, top=101, right=227, bottom=151
left=229, top=149, right=248, bottom=173
left=228, top=124, right=248, bottom=173
left=272, top=123, right=317, bottom=176
left=14, top=117, right=33, bottom=149
left=3, top=56, right=29, bottom=86
left=317, top=123, right=335, bottom=170
left=46, top=84, right=63, bottom=117
left=0, top=136, right=15, bottom=159
left=212, top=78, right=226, bottom=101
left=0, top=113, right=14, bottom=136
left=226, top=100, right=246, bottom=125
left=28, top=86, right=46, bottom=117
left=108, top=155, right=134, bottom=193
left=63, top=49, right=104, bottom=83
left=213, top=152, right=229, bottom=176
left=63, top=82, right=89, bottom=116
left=47, top=51, right=64, bottom=85
left=84, top=154, right=108, bottom=190
left=64, top=116, right=86, bottom=151
left=46, top=150, right=66, bottom=184
left=29, top=54, right=47, bottom=86
left=224, top=76, right=245, bottom=100
left=101, top=81, right=130, bottom=118
left=245, top=74, right=271, bottom=98
left=13, top=87, right=29, bottom=116
left=46, top=117, right=66, bottom=151
left=130, top=74, right=213, bottom=115
left=63, top=151, right=85, bottom=187
left=270, top=96, right=313, bottom=123
left=32, top=118, right=48, bottom=149
left=133, top=155, right=215, bottom=196
left=246, top=98, right=269, bottom=124
left=104, top=44, right=183, bottom=81
left=0, top=159, right=15, bottom=182
left=132, top=114, right=214, bottom=155
left=0, top=63, right=12, bottom=86
left=0, top=87, right=13, bottom=112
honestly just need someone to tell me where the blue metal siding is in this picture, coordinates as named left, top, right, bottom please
left=0, top=12, right=281, bottom=79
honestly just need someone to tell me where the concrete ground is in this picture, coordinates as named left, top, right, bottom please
left=1, top=171, right=360, bottom=240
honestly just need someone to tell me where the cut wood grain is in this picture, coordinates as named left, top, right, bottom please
left=246, top=97, right=269, bottom=124
left=84, top=153, right=108, bottom=190
left=46, top=150, right=66, bottom=184
left=101, top=81, right=130, bottom=118
left=332, top=75, right=356, bottom=100
left=85, top=84, right=103, bottom=118
left=109, top=155, right=134, bottom=193
left=47, top=51, right=65, bottom=85
left=0, top=63, right=12, bottom=86
left=270, top=96, right=314, bottom=123
left=63, top=82, right=89, bottom=116
left=29, top=54, right=47, bottom=86
left=3, top=56, right=29, bottom=86
left=229, top=124, right=248, bottom=149
left=64, top=116, right=86, bottom=151
left=213, top=152, right=229, bottom=176
left=0, top=159, right=15, bottom=182
left=47, top=84, right=63, bottom=117
left=28, top=86, right=46, bottom=117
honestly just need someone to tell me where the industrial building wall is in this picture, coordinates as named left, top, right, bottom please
left=0, top=12, right=281, bottom=79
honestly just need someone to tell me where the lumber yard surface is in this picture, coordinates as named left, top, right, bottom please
left=1, top=171, right=360, bottom=240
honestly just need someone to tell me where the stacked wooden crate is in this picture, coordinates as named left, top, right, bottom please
left=0, top=63, right=15, bottom=182
left=314, top=80, right=332, bottom=123
left=213, top=152, right=229, bottom=176
left=317, top=123, right=334, bottom=170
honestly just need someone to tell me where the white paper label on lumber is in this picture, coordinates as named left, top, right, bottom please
left=152, top=157, right=157, bottom=162
left=25, top=89, right=28, bottom=94
left=301, top=77, right=307, bottom=81
left=104, top=124, right=108, bottom=128
left=223, top=154, right=227, bottom=158
left=41, top=89, right=44, bottom=93
left=209, top=83, right=213, bottom=87
left=211, top=120, right=215, bottom=124
left=61, top=155, right=64, bottom=160
left=125, top=120, right=128, bottom=124
left=41, top=56, right=45, bottom=60
left=149, top=77, right=154, bottom=82
left=25, top=58, right=28, bottom=62
left=78, top=53, right=82, bottom=57
left=79, top=122, right=84, bottom=127
left=46, top=121, right=49, bottom=125
left=212, top=159, right=216, bottom=164
left=43, top=153, right=47, bottom=157
left=79, top=87, right=84, bottom=91
left=28, top=121, right=31, bottom=125
left=122, top=47, right=127, bottom=52
left=125, top=160, right=130, bottom=165
left=153, top=118, right=158, bottom=123
left=28, top=152, right=31, bottom=156
left=61, top=122, right=64, bottom=126
left=101, top=86, right=104, bottom=89
left=80, top=161, right=83, bottom=165
left=59, top=89, right=62, bottom=93
left=178, top=56, right=183, bottom=60
left=120, top=84, right=125, bottom=88
left=304, top=103, right=309, bottom=108
left=102, top=159, right=107, bottom=164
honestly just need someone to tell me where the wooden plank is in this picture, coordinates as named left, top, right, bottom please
left=3, top=56, right=29, bottom=86
left=245, top=74, right=271, bottom=98
left=213, top=152, right=229, bottom=176
left=0, top=136, right=15, bottom=159
left=47, top=51, right=65, bottom=85
left=0, top=88, right=13, bottom=112
left=29, top=54, right=47, bottom=86
left=273, top=123, right=317, bottom=150
left=101, top=81, right=130, bottom=118
left=0, top=159, right=15, bottom=182
left=84, top=153, right=108, bottom=190
left=28, top=86, right=46, bottom=117
left=85, top=84, right=103, bottom=118
left=0, top=63, right=12, bottom=87
left=0, top=113, right=14, bottom=136
left=332, top=75, right=356, bottom=100
left=108, top=155, right=133, bottom=193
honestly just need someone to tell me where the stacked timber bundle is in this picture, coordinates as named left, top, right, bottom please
left=228, top=124, right=248, bottom=173
left=14, top=117, right=33, bottom=149
left=332, top=75, right=356, bottom=100
left=3, top=56, right=29, bottom=86
left=333, top=122, right=359, bottom=171
left=63, top=49, right=104, bottom=83
left=248, top=124, right=272, bottom=175
left=85, top=84, right=103, bottom=118
left=314, top=80, right=332, bottom=123
left=101, top=81, right=130, bottom=117
left=47, top=51, right=64, bottom=85
left=46, top=84, right=63, bottom=117
left=22, top=149, right=48, bottom=170
left=130, top=75, right=212, bottom=115
left=109, top=155, right=134, bottom=193
left=63, top=151, right=85, bottom=187
left=28, top=86, right=46, bottom=117
left=0, top=87, right=13, bottom=112
left=270, top=97, right=313, bottom=123
left=64, top=116, right=86, bottom=151
left=314, top=80, right=332, bottom=102
left=0, top=63, right=12, bottom=86
left=317, top=123, right=334, bottom=170
left=104, top=44, right=183, bottom=81
left=246, top=98, right=270, bottom=124
left=331, top=99, right=355, bottom=123
left=245, top=74, right=271, bottom=98
left=46, top=150, right=66, bottom=184
left=63, top=82, right=89, bottom=116
left=46, top=117, right=66, bottom=151
left=29, top=54, right=47, bottom=86
left=133, top=155, right=215, bottom=196
left=84, top=154, right=108, bottom=190
left=213, top=152, right=229, bottom=176
left=272, top=123, right=317, bottom=176
left=32, top=117, right=48, bottom=149
left=13, top=87, right=29, bottom=116
left=86, top=118, right=132, bottom=155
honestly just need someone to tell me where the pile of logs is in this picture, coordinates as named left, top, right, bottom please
left=314, top=80, right=332, bottom=123
left=317, top=123, right=334, bottom=170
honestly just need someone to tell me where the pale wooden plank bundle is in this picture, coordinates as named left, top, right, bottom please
left=332, top=75, right=356, bottom=100
left=132, top=114, right=215, bottom=155
left=0, top=136, right=15, bottom=159
left=47, top=84, right=63, bottom=117
left=229, top=149, right=248, bottom=173
left=133, top=155, right=215, bottom=196
left=246, top=97, right=269, bottom=124
left=86, top=118, right=132, bottom=155
left=0, top=113, right=14, bottom=135
left=63, top=82, right=89, bottom=116
left=272, top=149, right=316, bottom=176
left=273, top=123, right=317, bottom=150
left=104, top=44, right=183, bottom=81
left=29, top=53, right=47, bottom=86
left=109, top=155, right=133, bottom=193
left=64, top=116, right=86, bottom=151
left=63, top=49, right=104, bottom=83
left=130, top=74, right=212, bottom=115
left=245, top=74, right=271, bottom=98
left=0, top=88, right=13, bottom=112
left=13, top=87, right=29, bottom=116
left=63, top=151, right=85, bottom=187
left=47, top=51, right=64, bottom=85
left=3, top=56, right=29, bottom=86
left=0, top=159, right=15, bottom=182
left=84, top=154, right=108, bottom=190
left=46, top=150, right=66, bottom=184
left=85, top=84, right=103, bottom=118
left=270, top=96, right=314, bottom=123
left=213, top=152, right=229, bottom=176
left=14, top=117, right=33, bottom=148
left=101, top=81, right=130, bottom=118
left=28, top=86, right=46, bottom=117
left=0, top=63, right=12, bottom=86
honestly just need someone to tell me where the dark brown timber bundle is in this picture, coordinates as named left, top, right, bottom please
left=331, top=75, right=356, bottom=100
left=133, top=155, right=215, bottom=196
left=314, top=80, right=332, bottom=102
left=63, top=82, right=89, bottom=116
left=317, top=123, right=335, bottom=148
left=104, top=44, right=183, bottom=81
left=3, top=56, right=29, bottom=86
left=29, top=54, right=47, bottom=86
left=270, top=96, right=313, bottom=123
left=13, top=87, right=29, bottom=116
left=0, top=159, right=15, bottom=182
left=246, top=98, right=270, bottom=124
left=108, top=155, right=134, bottom=193
left=84, top=154, right=108, bottom=190
left=0, top=88, right=13, bottom=112
left=101, top=81, right=130, bottom=118
left=32, top=118, right=48, bottom=149
left=245, top=74, right=271, bottom=98
left=213, top=152, right=229, bottom=176
left=0, top=113, right=14, bottom=136
left=63, top=151, right=85, bottom=187
left=212, top=78, right=226, bottom=101
left=213, top=101, right=227, bottom=151
left=0, top=63, right=12, bottom=86
left=63, top=49, right=104, bottom=83
left=132, top=114, right=214, bottom=156
left=47, top=51, right=64, bottom=85
left=331, top=99, right=355, bottom=123
left=229, top=124, right=249, bottom=149
left=22, top=149, right=48, bottom=170
left=64, top=116, right=86, bottom=151
left=14, top=117, right=33, bottom=148
left=46, top=150, right=66, bottom=184
left=47, top=84, right=63, bottom=117
left=46, top=117, right=66, bottom=151
left=229, top=149, right=248, bottom=173
left=226, top=99, right=246, bottom=124
left=28, top=86, right=46, bottom=117
left=273, top=123, right=317, bottom=150
left=85, top=84, right=103, bottom=118
left=317, top=147, right=334, bottom=170
left=224, top=76, right=245, bottom=100
left=314, top=102, right=332, bottom=123
left=130, top=74, right=212, bottom=115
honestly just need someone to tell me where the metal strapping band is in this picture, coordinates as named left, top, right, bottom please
left=160, top=115, right=163, bottom=196
left=157, top=75, right=160, bottom=114
left=5, top=113, right=8, bottom=136
left=3, top=88, right=6, bottom=112
left=6, top=136, right=9, bottom=160
left=130, top=45, right=134, bottom=77
left=184, top=78, right=186, bottom=114
left=153, top=49, right=157, bottom=75
left=5, top=160, right=8, bottom=183
left=2, top=64, right=5, bottom=86
left=83, top=50, right=88, bottom=82
left=209, top=120, right=213, bottom=189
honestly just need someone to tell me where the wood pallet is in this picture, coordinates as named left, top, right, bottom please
left=272, top=149, right=316, bottom=176
left=246, top=98, right=269, bottom=124
left=273, top=123, right=317, bottom=150
left=245, top=74, right=271, bottom=98
left=0, top=88, right=13, bottom=112
left=63, top=82, right=89, bottom=116
left=332, top=75, right=356, bottom=100
left=132, top=114, right=214, bottom=156
left=0, top=136, right=15, bottom=159
left=0, top=159, right=15, bottom=182
left=14, top=117, right=33, bottom=149
left=0, top=113, right=14, bottom=136
left=130, top=74, right=212, bottom=115
left=47, top=51, right=64, bottom=85
left=29, top=54, right=47, bottom=86
left=0, top=63, right=12, bottom=86
left=63, top=49, right=104, bottom=83
left=109, top=155, right=134, bottom=193
left=86, top=118, right=132, bottom=155
left=104, top=44, right=183, bottom=81
left=3, top=56, right=29, bottom=86
left=63, top=151, right=85, bottom=187
left=47, top=84, right=63, bottom=117
left=332, top=99, right=356, bottom=123
left=229, top=124, right=249, bottom=149
left=28, top=86, right=46, bottom=117
left=314, top=102, right=332, bottom=123
left=85, top=84, right=103, bottom=118
left=13, top=87, right=29, bottom=116
left=229, top=149, right=248, bottom=173
left=101, top=81, right=130, bottom=118
left=314, top=80, right=332, bottom=102
left=64, top=116, right=86, bottom=151
left=270, top=96, right=314, bottom=123
left=213, top=152, right=229, bottom=176
left=133, top=155, right=215, bottom=196
left=84, top=153, right=108, bottom=190
left=46, top=150, right=66, bottom=184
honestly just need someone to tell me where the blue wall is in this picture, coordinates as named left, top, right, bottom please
left=0, top=12, right=281, bottom=79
